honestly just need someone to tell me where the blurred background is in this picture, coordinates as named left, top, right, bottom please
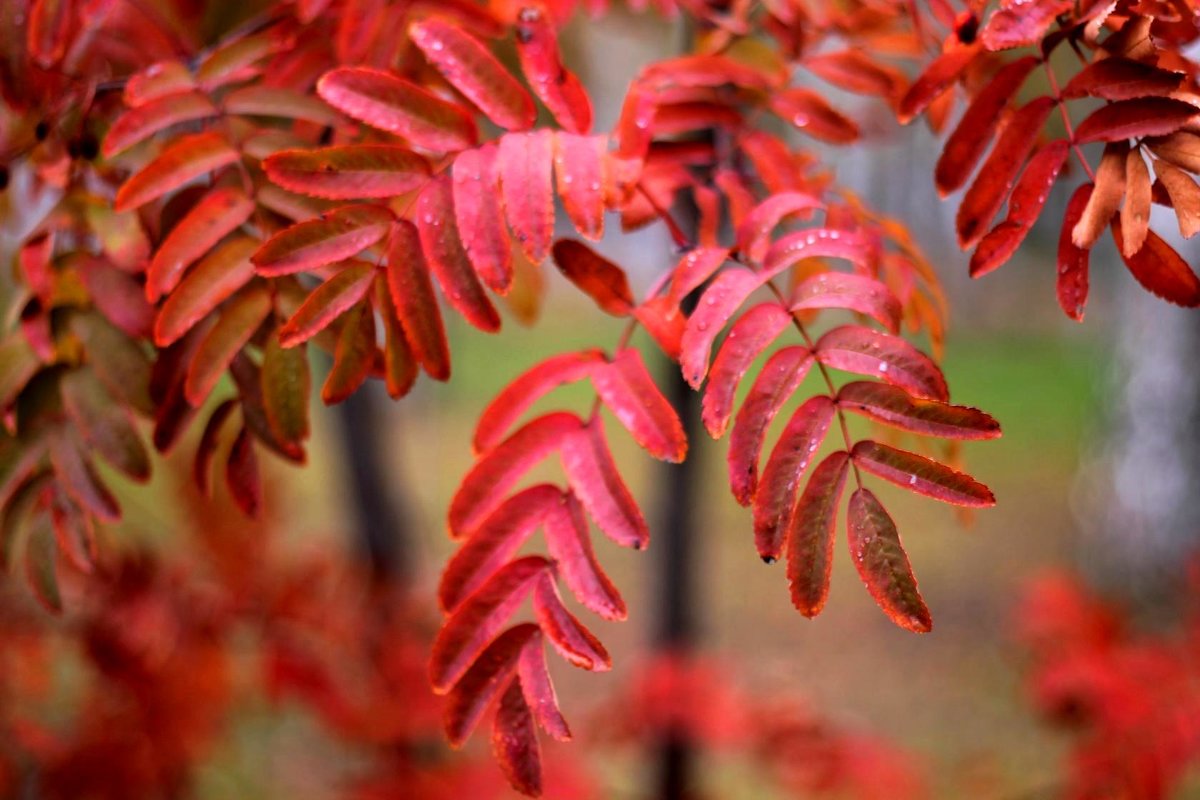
left=3, top=7, right=1200, bottom=799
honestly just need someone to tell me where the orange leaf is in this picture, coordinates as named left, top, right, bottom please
left=1120, top=149, right=1152, bottom=257
left=155, top=237, right=258, bottom=346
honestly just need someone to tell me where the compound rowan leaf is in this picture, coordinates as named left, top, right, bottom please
left=848, top=488, right=931, bottom=633
left=791, top=271, right=902, bottom=333
left=386, top=220, right=450, bottom=379
left=444, top=623, right=539, bottom=747
left=499, top=131, right=555, bottom=264
left=431, top=556, right=548, bottom=692
left=770, top=88, right=859, bottom=144
left=852, top=440, right=995, bottom=506
left=680, top=267, right=761, bottom=388
left=262, top=334, right=310, bottom=447
left=1061, top=57, right=1184, bottom=101
left=185, top=287, right=272, bottom=406
left=155, top=237, right=258, bottom=346
left=728, top=345, right=814, bottom=506
left=316, top=66, right=478, bottom=151
left=553, top=133, right=606, bottom=240
left=1073, top=98, right=1199, bottom=144
left=279, top=262, right=376, bottom=347
left=815, top=325, right=948, bottom=401
left=590, top=349, right=686, bottom=463
left=550, top=240, right=634, bottom=316
left=837, top=381, right=1000, bottom=439
left=787, top=450, right=850, bottom=617
left=1121, top=150, right=1152, bottom=257
left=517, top=635, right=571, bottom=741
left=226, top=425, right=261, bottom=518
left=531, top=573, right=611, bottom=671
left=449, top=412, right=583, bottom=536
left=515, top=5, right=592, bottom=133
left=475, top=350, right=604, bottom=453
left=252, top=204, right=393, bottom=277
left=1153, top=159, right=1200, bottom=238
left=409, top=18, right=536, bottom=131
left=753, top=395, right=835, bottom=563
left=956, top=96, right=1056, bottom=248
left=59, top=370, right=151, bottom=482
left=559, top=415, right=650, bottom=550
left=493, top=678, right=541, bottom=797
left=114, top=132, right=240, bottom=212
left=416, top=176, right=502, bottom=332
left=453, top=144, right=513, bottom=292
left=1111, top=219, right=1200, bottom=307
left=440, top=484, right=558, bottom=612
left=264, top=146, right=430, bottom=200
left=935, top=56, right=1039, bottom=195
left=702, top=302, right=792, bottom=439
left=147, top=187, right=254, bottom=302
left=321, top=302, right=376, bottom=404
left=898, top=43, right=981, bottom=124
left=735, top=191, right=824, bottom=264
left=103, top=91, right=218, bottom=158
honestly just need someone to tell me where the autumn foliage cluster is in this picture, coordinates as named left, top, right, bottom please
left=3, top=0, right=1200, bottom=794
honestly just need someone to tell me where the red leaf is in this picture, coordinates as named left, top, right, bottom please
left=416, top=176, right=502, bottom=332
left=517, top=636, right=571, bottom=741
left=805, top=50, right=906, bottom=101
left=28, top=0, right=72, bottom=67
left=48, top=433, right=119, bottom=522
left=316, top=66, right=478, bottom=152
left=969, top=139, right=1069, bottom=278
left=80, top=258, right=155, bottom=339
left=550, top=240, right=635, bottom=316
left=851, top=440, right=995, bottom=507
left=449, top=412, right=583, bottom=536
left=24, top=515, right=61, bottom=614
left=1057, top=183, right=1092, bottom=321
left=376, top=277, right=418, bottom=399
left=560, top=415, right=649, bottom=550
left=499, top=131, right=555, bottom=263
left=632, top=295, right=686, bottom=361
left=788, top=450, right=850, bottom=617
left=898, top=43, right=981, bottom=124
left=791, top=271, right=902, bottom=333
left=431, top=556, right=548, bottom=692
left=553, top=133, right=607, bottom=240
left=387, top=220, right=451, bottom=379
left=155, top=237, right=258, bottom=346
left=762, top=228, right=874, bottom=277
left=701, top=302, right=792, bottom=439
left=590, top=349, right=687, bottom=463
left=814, top=325, right=948, bottom=401
left=185, top=287, right=272, bottom=406
left=770, top=88, right=859, bottom=144
left=252, top=204, right=393, bottom=277
left=980, top=0, right=1070, bottom=50
left=643, top=54, right=779, bottom=92
left=279, top=263, right=376, bottom=347
left=1073, top=98, right=1199, bottom=144
left=837, top=381, right=1000, bottom=439
left=680, top=267, right=761, bottom=388
left=727, top=345, right=814, bottom=506
left=440, top=485, right=559, bottom=612
left=531, top=573, right=611, bottom=670
left=263, top=145, right=430, bottom=200
left=935, top=56, right=1038, bottom=195
left=147, top=187, right=254, bottom=303
left=956, top=96, right=1056, bottom=248
left=735, top=191, right=824, bottom=264
left=320, top=302, right=375, bottom=404
left=848, top=488, right=931, bottom=633
left=222, top=86, right=338, bottom=125
left=752, top=395, right=836, bottom=563
left=194, top=400, right=236, bottom=495
left=475, top=350, right=604, bottom=453
left=409, top=18, right=536, bottom=131
left=444, top=624, right=538, bottom=747
left=453, top=144, right=513, bottom=293
left=493, top=678, right=542, bottom=797
left=515, top=5, right=592, bottom=134
left=114, top=132, right=240, bottom=212
left=124, top=61, right=195, bottom=108
left=1062, top=57, right=1184, bottom=101
left=102, top=92, right=218, bottom=158
left=1111, top=219, right=1200, bottom=307
left=226, top=425, right=261, bottom=518
left=59, top=370, right=150, bottom=483
left=544, top=490, right=625, bottom=620
left=668, top=246, right=730, bottom=303
left=261, top=335, right=310, bottom=448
